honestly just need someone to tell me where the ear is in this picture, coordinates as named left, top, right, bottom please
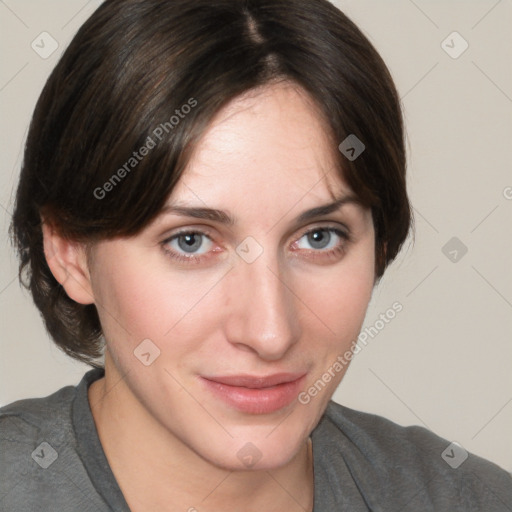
left=41, top=219, right=95, bottom=305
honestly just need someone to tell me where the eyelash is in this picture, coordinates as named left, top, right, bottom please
left=161, top=225, right=351, bottom=265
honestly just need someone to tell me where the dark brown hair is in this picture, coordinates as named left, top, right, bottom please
left=10, top=0, right=412, bottom=368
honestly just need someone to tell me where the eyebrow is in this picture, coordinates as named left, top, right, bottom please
left=159, top=195, right=360, bottom=226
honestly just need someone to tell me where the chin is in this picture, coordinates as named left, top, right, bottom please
left=210, top=447, right=301, bottom=472
left=195, top=423, right=310, bottom=472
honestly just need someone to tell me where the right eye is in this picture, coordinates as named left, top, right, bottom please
left=161, top=230, right=220, bottom=265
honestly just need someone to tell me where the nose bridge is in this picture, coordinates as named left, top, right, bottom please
left=228, top=249, right=299, bottom=360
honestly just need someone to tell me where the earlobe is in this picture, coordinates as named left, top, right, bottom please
left=41, top=219, right=95, bottom=305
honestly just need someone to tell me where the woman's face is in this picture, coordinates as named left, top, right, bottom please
left=86, top=82, right=376, bottom=470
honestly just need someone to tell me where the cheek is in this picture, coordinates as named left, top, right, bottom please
left=90, top=249, right=224, bottom=355
left=300, top=239, right=375, bottom=339
left=293, top=247, right=374, bottom=410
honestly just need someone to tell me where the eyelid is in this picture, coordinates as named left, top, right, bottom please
left=161, top=225, right=215, bottom=243
left=161, top=220, right=350, bottom=244
left=296, top=221, right=351, bottom=241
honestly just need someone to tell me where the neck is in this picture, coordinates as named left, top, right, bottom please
left=88, top=361, right=314, bottom=512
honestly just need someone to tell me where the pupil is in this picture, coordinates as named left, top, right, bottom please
left=309, top=229, right=330, bottom=249
left=179, top=234, right=201, bottom=253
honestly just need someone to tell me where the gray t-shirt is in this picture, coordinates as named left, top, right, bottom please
left=1, top=367, right=511, bottom=511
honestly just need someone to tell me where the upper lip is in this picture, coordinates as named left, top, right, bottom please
left=202, top=373, right=306, bottom=389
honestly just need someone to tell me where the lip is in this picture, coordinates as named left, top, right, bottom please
left=201, top=373, right=307, bottom=414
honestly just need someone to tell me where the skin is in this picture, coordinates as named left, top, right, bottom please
left=43, top=81, right=376, bottom=512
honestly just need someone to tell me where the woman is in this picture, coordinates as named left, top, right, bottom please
left=1, top=0, right=510, bottom=510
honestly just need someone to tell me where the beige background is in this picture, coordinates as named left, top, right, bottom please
left=1, top=0, right=511, bottom=472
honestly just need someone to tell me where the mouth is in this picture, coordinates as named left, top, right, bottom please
left=200, top=373, right=307, bottom=414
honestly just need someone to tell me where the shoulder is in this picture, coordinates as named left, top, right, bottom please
left=0, top=369, right=114, bottom=511
left=0, top=384, right=77, bottom=502
left=0, top=383, right=76, bottom=444
left=313, top=400, right=512, bottom=510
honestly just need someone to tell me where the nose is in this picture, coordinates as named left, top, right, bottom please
left=224, top=251, right=301, bottom=361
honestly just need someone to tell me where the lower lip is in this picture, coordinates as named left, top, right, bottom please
left=201, top=375, right=306, bottom=414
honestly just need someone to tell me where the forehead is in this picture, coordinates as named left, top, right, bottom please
left=173, top=82, right=349, bottom=206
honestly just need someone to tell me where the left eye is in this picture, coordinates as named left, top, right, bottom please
left=294, top=227, right=347, bottom=251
